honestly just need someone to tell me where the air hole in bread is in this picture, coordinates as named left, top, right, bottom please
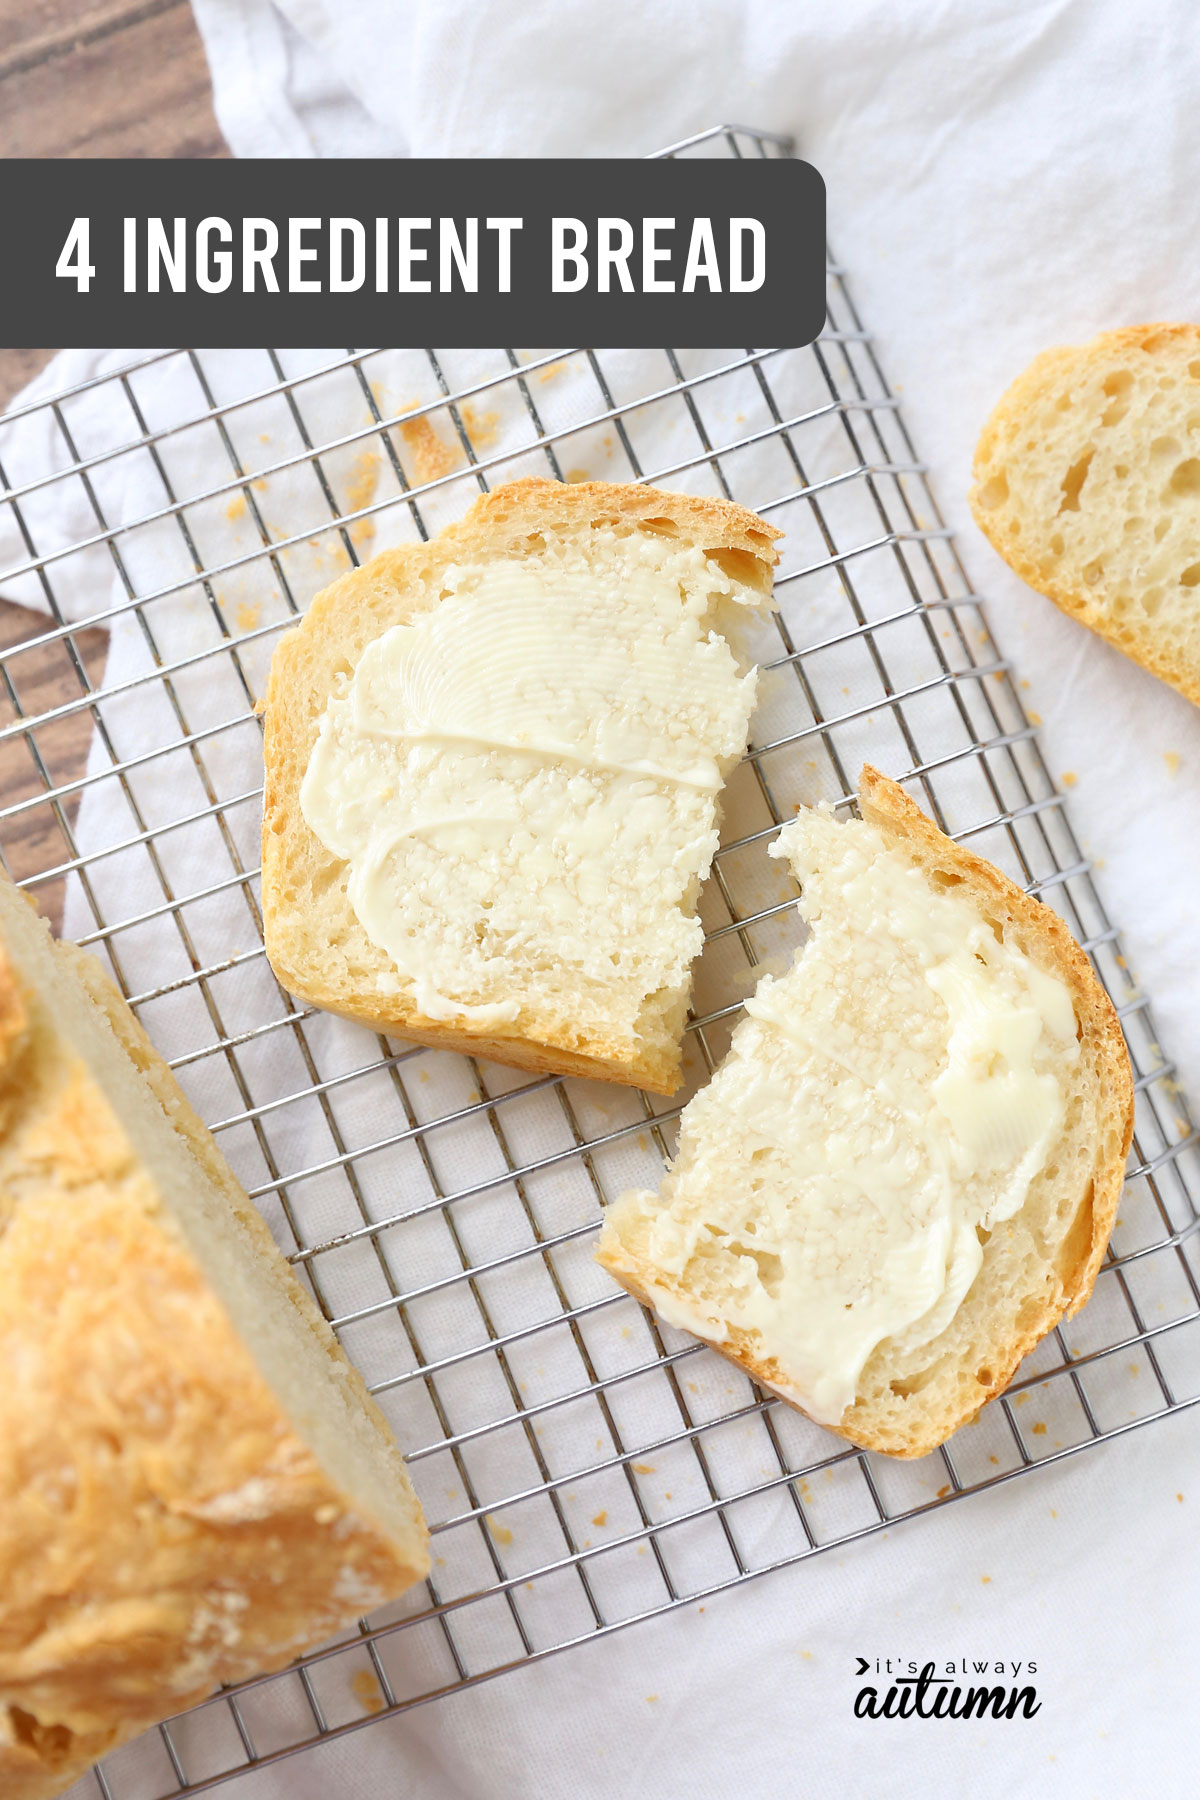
left=639, top=516, right=681, bottom=537
left=1049, top=532, right=1065, bottom=558
left=1083, top=560, right=1104, bottom=585
left=889, top=1366, right=939, bottom=1398
left=1114, top=463, right=1130, bottom=479
left=311, top=862, right=344, bottom=901
left=975, top=1367, right=994, bottom=1387
left=1057, top=448, right=1094, bottom=513
left=706, top=546, right=770, bottom=591
left=1100, top=369, right=1134, bottom=426
left=928, top=869, right=964, bottom=891
left=729, top=1241, right=784, bottom=1297
left=1168, top=457, right=1200, bottom=497
left=1189, top=360, right=1200, bottom=380
left=1180, top=563, right=1200, bottom=587
left=976, top=472, right=1009, bottom=511
left=1143, top=589, right=1164, bottom=615
left=1154, top=517, right=1171, bottom=542
left=1151, top=435, right=1181, bottom=461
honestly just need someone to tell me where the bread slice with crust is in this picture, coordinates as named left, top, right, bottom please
left=596, top=767, right=1133, bottom=1459
left=261, top=477, right=779, bottom=1095
left=0, top=879, right=429, bottom=1800
left=971, top=323, right=1200, bottom=704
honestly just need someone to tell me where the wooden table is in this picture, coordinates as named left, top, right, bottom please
left=0, top=0, right=227, bottom=922
left=0, top=0, right=228, bottom=402
left=0, top=0, right=228, bottom=159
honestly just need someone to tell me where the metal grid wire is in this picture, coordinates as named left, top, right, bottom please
left=1, top=124, right=1198, bottom=1797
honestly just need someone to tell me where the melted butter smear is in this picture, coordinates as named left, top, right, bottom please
left=300, top=544, right=757, bottom=1030
left=623, top=810, right=1080, bottom=1425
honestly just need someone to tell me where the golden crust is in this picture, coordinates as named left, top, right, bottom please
left=261, top=477, right=780, bottom=1095
left=970, top=322, right=1200, bottom=706
left=0, top=913, right=429, bottom=1800
left=598, top=767, right=1135, bottom=1460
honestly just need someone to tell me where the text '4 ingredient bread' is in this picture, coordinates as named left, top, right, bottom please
left=971, top=322, right=1200, bottom=705
left=597, top=768, right=1133, bottom=1459
left=0, top=880, right=429, bottom=1800
left=261, top=477, right=780, bottom=1095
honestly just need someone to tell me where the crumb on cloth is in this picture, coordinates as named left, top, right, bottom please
left=351, top=1669, right=385, bottom=1714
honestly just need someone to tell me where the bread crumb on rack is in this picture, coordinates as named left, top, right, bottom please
left=352, top=1669, right=385, bottom=1714
left=461, top=402, right=500, bottom=447
left=397, top=408, right=462, bottom=482
left=485, top=1514, right=513, bottom=1545
left=1164, top=749, right=1181, bottom=776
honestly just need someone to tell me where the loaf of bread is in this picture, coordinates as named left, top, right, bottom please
left=971, top=322, right=1200, bottom=704
left=261, top=477, right=779, bottom=1095
left=597, top=767, right=1133, bottom=1459
left=0, top=879, right=430, bottom=1800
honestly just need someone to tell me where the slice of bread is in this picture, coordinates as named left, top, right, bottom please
left=0, top=880, right=429, bottom=1800
left=971, top=323, right=1200, bottom=704
left=596, top=767, right=1133, bottom=1459
left=261, top=477, right=779, bottom=1095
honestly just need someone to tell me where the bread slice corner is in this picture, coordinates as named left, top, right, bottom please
left=596, top=765, right=1134, bottom=1459
left=970, top=322, right=1200, bottom=705
left=261, top=476, right=780, bottom=1094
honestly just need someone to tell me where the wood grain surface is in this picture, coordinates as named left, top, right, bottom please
left=0, top=0, right=229, bottom=158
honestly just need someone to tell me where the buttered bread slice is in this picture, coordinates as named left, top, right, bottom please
left=597, top=768, right=1133, bottom=1458
left=262, top=478, right=779, bottom=1093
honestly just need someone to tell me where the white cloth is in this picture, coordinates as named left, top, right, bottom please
left=2, top=1, right=1196, bottom=1793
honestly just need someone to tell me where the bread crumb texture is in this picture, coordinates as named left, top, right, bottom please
left=597, top=768, right=1133, bottom=1458
left=971, top=323, right=1200, bottom=704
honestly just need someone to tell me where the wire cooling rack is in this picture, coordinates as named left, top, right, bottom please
left=1, top=124, right=1199, bottom=1798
